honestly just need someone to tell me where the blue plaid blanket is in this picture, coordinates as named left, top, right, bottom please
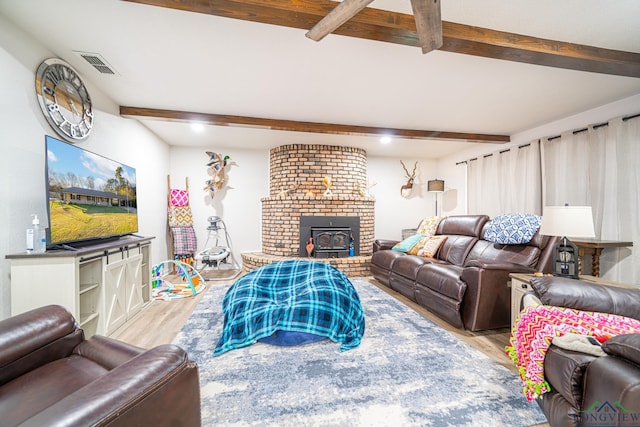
left=213, top=260, right=365, bottom=356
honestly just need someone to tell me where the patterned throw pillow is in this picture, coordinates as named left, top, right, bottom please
left=416, top=216, right=443, bottom=236
left=392, top=234, right=425, bottom=253
left=407, top=235, right=432, bottom=255
left=484, top=214, right=542, bottom=245
left=417, top=235, right=448, bottom=258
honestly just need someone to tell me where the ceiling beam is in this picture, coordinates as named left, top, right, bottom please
left=120, top=106, right=510, bottom=143
left=411, top=0, right=443, bottom=54
left=123, top=0, right=640, bottom=78
left=306, top=0, right=375, bottom=42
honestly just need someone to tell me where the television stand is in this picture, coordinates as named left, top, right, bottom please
left=6, top=235, right=155, bottom=338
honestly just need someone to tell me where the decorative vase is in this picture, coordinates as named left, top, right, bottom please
left=306, top=237, right=314, bottom=257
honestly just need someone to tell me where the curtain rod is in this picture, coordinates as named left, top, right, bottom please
left=572, top=121, right=608, bottom=135
left=548, top=111, right=639, bottom=141
left=455, top=142, right=534, bottom=165
left=457, top=111, right=638, bottom=165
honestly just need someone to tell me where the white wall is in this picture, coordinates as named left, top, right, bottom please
left=367, top=156, right=439, bottom=240
left=437, top=93, right=640, bottom=216
left=168, top=147, right=269, bottom=264
left=0, top=15, right=170, bottom=320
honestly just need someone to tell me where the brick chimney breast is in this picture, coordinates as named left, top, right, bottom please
left=261, top=144, right=375, bottom=257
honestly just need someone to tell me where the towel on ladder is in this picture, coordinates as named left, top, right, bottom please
left=171, top=226, right=197, bottom=254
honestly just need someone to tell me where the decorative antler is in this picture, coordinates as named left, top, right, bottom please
left=276, top=180, right=301, bottom=198
left=401, top=160, right=417, bottom=178
left=400, top=160, right=418, bottom=197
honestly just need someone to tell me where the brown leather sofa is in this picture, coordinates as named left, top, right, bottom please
left=0, top=305, right=201, bottom=427
left=371, top=215, right=556, bottom=331
left=528, top=276, right=640, bottom=427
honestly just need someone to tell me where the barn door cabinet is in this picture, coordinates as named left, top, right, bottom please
left=7, top=236, right=153, bottom=337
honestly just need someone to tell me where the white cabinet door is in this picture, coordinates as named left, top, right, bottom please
left=125, top=253, right=144, bottom=317
left=103, top=258, right=128, bottom=335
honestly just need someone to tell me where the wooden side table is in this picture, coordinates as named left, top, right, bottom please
left=571, top=239, right=633, bottom=277
left=508, top=272, right=634, bottom=326
left=509, top=273, right=535, bottom=326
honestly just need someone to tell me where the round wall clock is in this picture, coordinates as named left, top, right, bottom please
left=35, top=58, right=94, bottom=142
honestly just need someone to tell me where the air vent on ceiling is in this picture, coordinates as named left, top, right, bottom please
left=74, top=51, right=119, bottom=75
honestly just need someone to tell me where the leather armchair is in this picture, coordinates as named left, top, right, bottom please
left=529, top=276, right=640, bottom=427
left=0, top=305, right=201, bottom=427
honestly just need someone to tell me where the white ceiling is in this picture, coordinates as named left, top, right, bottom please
left=2, top=0, right=640, bottom=158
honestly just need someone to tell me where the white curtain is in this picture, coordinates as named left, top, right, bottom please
left=467, top=140, right=541, bottom=216
left=541, top=131, right=592, bottom=207
left=540, top=115, right=640, bottom=284
left=514, top=140, right=542, bottom=214
left=467, top=116, right=639, bottom=283
left=468, top=153, right=500, bottom=217
left=606, top=116, right=640, bottom=284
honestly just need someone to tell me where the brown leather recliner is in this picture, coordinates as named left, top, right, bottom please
left=529, top=276, right=640, bottom=427
left=0, top=305, right=201, bottom=427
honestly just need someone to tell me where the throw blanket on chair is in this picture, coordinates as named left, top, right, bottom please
left=506, top=305, right=640, bottom=401
left=213, top=260, right=365, bottom=356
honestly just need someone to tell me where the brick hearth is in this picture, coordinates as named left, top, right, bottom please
left=241, top=144, right=375, bottom=277
left=242, top=253, right=371, bottom=277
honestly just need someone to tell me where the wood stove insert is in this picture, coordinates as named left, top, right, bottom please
left=300, top=216, right=360, bottom=258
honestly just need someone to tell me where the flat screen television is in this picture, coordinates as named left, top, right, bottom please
left=45, top=135, right=138, bottom=248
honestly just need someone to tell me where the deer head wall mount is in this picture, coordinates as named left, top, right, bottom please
left=400, top=160, right=418, bottom=198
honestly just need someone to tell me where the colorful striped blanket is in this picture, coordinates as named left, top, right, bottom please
left=213, top=260, right=365, bottom=356
left=506, top=305, right=640, bottom=401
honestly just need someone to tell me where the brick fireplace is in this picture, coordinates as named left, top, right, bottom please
left=241, top=144, right=375, bottom=276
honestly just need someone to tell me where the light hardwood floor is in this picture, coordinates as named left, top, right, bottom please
left=110, top=280, right=222, bottom=348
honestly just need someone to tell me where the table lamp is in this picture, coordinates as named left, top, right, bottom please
left=539, top=205, right=595, bottom=278
left=428, top=179, right=444, bottom=216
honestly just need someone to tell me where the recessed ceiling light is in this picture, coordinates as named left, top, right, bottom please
left=191, top=123, right=205, bottom=132
left=380, top=136, right=392, bottom=144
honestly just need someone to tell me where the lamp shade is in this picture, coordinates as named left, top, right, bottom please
left=428, top=179, right=444, bottom=192
left=539, top=206, right=595, bottom=238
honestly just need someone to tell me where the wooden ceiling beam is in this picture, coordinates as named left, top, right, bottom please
left=123, top=0, right=640, bottom=78
left=411, top=0, right=443, bottom=54
left=306, top=0, right=375, bottom=42
left=120, top=106, right=510, bottom=143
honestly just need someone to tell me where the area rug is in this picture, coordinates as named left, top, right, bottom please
left=173, top=278, right=546, bottom=426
